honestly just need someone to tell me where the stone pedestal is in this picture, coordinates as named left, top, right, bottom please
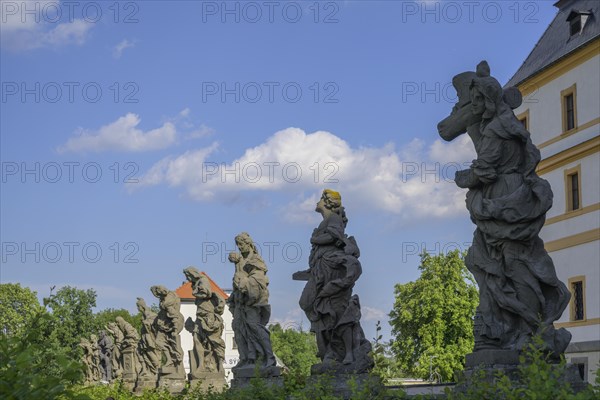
left=157, top=365, right=186, bottom=394
left=307, top=373, right=383, bottom=400
left=230, top=375, right=284, bottom=390
left=230, top=365, right=283, bottom=389
left=455, top=350, right=589, bottom=394
left=121, top=349, right=137, bottom=390
left=465, top=349, right=521, bottom=368
left=189, top=372, right=227, bottom=392
left=134, top=374, right=157, bottom=392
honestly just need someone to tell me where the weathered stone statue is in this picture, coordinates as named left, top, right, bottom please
left=89, top=334, right=101, bottom=381
left=98, top=330, right=113, bottom=382
left=115, top=316, right=140, bottom=389
left=135, top=297, right=160, bottom=390
left=106, top=321, right=124, bottom=380
left=183, top=267, right=227, bottom=390
left=438, top=61, right=584, bottom=392
left=79, top=337, right=98, bottom=384
left=228, top=232, right=281, bottom=384
left=438, top=61, right=571, bottom=359
left=294, top=189, right=373, bottom=375
left=151, top=285, right=186, bottom=392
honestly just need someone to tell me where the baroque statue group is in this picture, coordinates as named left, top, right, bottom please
left=80, top=61, right=584, bottom=395
left=80, top=269, right=228, bottom=393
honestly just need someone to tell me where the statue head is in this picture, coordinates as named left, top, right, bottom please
left=136, top=297, right=147, bottom=312
left=316, top=189, right=346, bottom=225
left=196, top=274, right=212, bottom=298
left=437, top=60, right=522, bottom=141
left=235, top=232, right=257, bottom=257
left=183, top=266, right=202, bottom=283
left=228, top=251, right=241, bottom=264
left=150, top=285, right=168, bottom=299
left=469, top=61, right=503, bottom=120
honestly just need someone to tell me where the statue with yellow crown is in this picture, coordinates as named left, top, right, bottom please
left=294, top=189, right=374, bottom=375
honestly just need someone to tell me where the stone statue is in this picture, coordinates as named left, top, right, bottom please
left=227, top=232, right=279, bottom=379
left=106, top=321, right=124, bottom=379
left=437, top=61, right=571, bottom=361
left=98, top=330, right=113, bottom=382
left=79, top=337, right=97, bottom=384
left=115, top=317, right=140, bottom=388
left=151, top=285, right=186, bottom=391
left=183, top=267, right=226, bottom=375
left=89, top=334, right=101, bottom=381
left=136, top=298, right=161, bottom=379
left=294, top=189, right=373, bottom=374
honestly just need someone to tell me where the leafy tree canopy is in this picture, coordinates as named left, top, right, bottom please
left=93, top=308, right=141, bottom=333
left=389, top=250, right=478, bottom=381
left=269, top=323, right=319, bottom=377
left=0, top=283, right=43, bottom=336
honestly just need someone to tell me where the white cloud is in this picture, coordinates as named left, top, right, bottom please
left=1, top=1, right=93, bottom=51
left=58, top=113, right=177, bottom=153
left=270, top=308, right=307, bottom=331
left=112, top=38, right=136, bottom=59
left=428, top=134, right=475, bottom=164
left=134, top=127, right=475, bottom=221
left=185, top=125, right=215, bottom=140
left=133, top=143, right=219, bottom=195
left=362, top=306, right=388, bottom=322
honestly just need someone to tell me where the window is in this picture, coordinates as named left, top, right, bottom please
left=568, top=276, right=586, bottom=322
left=565, top=94, right=575, bottom=130
left=570, top=16, right=581, bottom=36
left=232, top=337, right=238, bottom=350
left=567, top=10, right=592, bottom=37
left=570, top=173, right=580, bottom=210
left=572, top=281, right=584, bottom=320
left=561, top=84, right=577, bottom=132
left=564, top=166, right=582, bottom=212
left=572, top=357, right=588, bottom=381
left=516, top=109, right=529, bottom=131
left=520, top=117, right=527, bottom=128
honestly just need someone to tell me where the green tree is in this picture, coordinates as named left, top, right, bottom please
left=43, top=286, right=97, bottom=354
left=389, top=250, right=478, bottom=381
left=269, top=323, right=319, bottom=376
left=0, top=283, right=43, bottom=336
left=93, top=308, right=141, bottom=333
left=371, top=321, right=402, bottom=383
left=0, top=312, right=88, bottom=400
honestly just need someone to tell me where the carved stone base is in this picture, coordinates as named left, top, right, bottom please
left=307, top=373, right=383, bottom=400
left=134, top=374, right=157, bottom=392
left=157, top=365, right=186, bottom=394
left=121, top=350, right=137, bottom=390
left=465, top=349, right=520, bottom=368
left=230, top=375, right=284, bottom=390
left=188, top=372, right=227, bottom=392
left=311, top=361, right=373, bottom=375
left=455, top=362, right=589, bottom=394
left=232, top=365, right=282, bottom=379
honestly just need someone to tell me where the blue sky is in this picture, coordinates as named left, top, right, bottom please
left=1, top=0, right=558, bottom=340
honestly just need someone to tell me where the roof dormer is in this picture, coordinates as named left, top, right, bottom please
left=567, top=9, right=593, bottom=36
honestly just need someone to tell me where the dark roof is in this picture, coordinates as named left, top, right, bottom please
left=505, top=0, right=600, bottom=88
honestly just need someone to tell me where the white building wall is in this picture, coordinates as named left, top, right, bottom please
left=517, top=54, right=600, bottom=147
left=179, top=300, right=239, bottom=384
left=542, top=156, right=600, bottom=221
left=513, top=49, right=600, bottom=383
left=552, top=241, right=600, bottom=329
